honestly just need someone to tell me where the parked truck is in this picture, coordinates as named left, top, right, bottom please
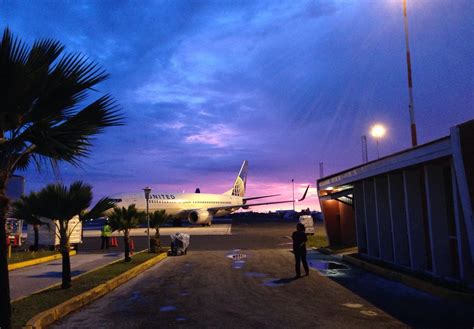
left=27, top=215, right=82, bottom=250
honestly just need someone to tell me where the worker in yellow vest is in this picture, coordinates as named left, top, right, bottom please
left=101, top=220, right=112, bottom=249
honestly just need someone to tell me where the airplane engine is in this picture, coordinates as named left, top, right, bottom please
left=188, top=209, right=213, bottom=225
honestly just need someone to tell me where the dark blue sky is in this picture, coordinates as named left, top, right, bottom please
left=2, top=0, right=473, bottom=210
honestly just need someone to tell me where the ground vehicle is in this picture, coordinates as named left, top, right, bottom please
left=6, top=218, right=23, bottom=247
left=26, top=215, right=82, bottom=250
left=299, top=215, right=315, bottom=235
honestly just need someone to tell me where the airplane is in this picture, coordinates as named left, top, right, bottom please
left=110, top=161, right=309, bottom=226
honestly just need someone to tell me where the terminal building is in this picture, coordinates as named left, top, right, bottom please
left=317, top=120, right=474, bottom=286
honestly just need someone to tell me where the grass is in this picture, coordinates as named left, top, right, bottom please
left=306, top=232, right=329, bottom=249
left=11, top=251, right=161, bottom=329
left=7, top=250, right=57, bottom=264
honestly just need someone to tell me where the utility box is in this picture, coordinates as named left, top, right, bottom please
left=299, top=215, right=315, bottom=235
left=27, top=216, right=82, bottom=250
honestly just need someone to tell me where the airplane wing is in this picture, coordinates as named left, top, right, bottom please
left=243, top=194, right=280, bottom=202
left=207, top=185, right=310, bottom=212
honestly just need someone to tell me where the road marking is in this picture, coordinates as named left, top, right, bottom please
left=360, top=310, right=378, bottom=316
left=342, top=303, right=363, bottom=309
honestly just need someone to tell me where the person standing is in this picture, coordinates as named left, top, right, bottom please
left=292, top=223, right=309, bottom=277
left=101, top=220, right=112, bottom=249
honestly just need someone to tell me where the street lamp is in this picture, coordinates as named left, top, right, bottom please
left=403, top=0, right=417, bottom=146
left=292, top=179, right=295, bottom=211
left=370, top=124, right=386, bottom=159
left=361, top=135, right=368, bottom=163
left=143, top=187, right=151, bottom=252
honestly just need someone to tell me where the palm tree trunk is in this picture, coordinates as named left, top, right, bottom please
left=155, top=226, right=161, bottom=249
left=60, top=225, right=71, bottom=289
left=124, top=231, right=131, bottom=262
left=33, top=224, right=39, bottom=251
left=0, top=179, right=12, bottom=328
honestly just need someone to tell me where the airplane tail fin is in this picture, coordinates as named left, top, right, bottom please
left=224, top=161, right=248, bottom=197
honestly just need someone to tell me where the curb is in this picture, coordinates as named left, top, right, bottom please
left=8, top=251, right=77, bottom=271
left=23, top=252, right=168, bottom=329
left=343, top=254, right=474, bottom=302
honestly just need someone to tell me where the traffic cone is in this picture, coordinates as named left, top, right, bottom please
left=129, top=239, right=135, bottom=256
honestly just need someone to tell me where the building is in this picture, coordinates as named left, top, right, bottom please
left=317, top=120, right=473, bottom=286
left=6, top=175, right=25, bottom=202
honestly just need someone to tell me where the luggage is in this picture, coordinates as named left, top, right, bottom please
left=169, top=232, right=190, bottom=256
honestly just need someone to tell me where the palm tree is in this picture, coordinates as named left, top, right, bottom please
left=34, top=181, right=115, bottom=289
left=148, top=210, right=171, bottom=252
left=11, top=193, right=44, bottom=251
left=0, top=28, right=122, bottom=328
left=108, top=205, right=144, bottom=262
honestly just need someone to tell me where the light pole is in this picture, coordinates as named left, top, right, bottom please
left=370, top=124, right=386, bottom=159
left=292, top=179, right=295, bottom=211
left=361, top=135, right=368, bottom=163
left=403, top=0, right=417, bottom=146
left=143, top=187, right=151, bottom=252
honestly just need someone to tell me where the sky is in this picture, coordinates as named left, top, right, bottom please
left=1, top=0, right=473, bottom=211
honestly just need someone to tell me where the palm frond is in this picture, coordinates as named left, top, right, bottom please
left=108, top=205, right=144, bottom=232
left=80, top=197, right=116, bottom=221
left=0, top=27, right=123, bottom=177
left=35, top=181, right=92, bottom=221
left=10, top=193, right=43, bottom=225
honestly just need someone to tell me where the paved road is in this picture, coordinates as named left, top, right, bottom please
left=10, top=251, right=124, bottom=301
left=53, top=219, right=402, bottom=328
left=52, top=218, right=474, bottom=328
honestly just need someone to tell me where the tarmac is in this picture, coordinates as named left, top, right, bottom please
left=51, top=218, right=474, bottom=329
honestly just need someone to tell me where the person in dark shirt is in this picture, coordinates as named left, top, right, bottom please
left=292, top=223, right=309, bottom=277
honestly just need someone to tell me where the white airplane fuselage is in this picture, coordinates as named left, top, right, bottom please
left=112, top=192, right=244, bottom=225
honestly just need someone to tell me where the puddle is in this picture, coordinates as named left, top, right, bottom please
left=226, top=249, right=247, bottom=260
left=262, top=277, right=298, bottom=287
left=226, top=249, right=248, bottom=269
left=245, top=272, right=268, bottom=278
left=309, top=261, right=349, bottom=270
left=160, top=305, right=177, bottom=312
left=176, top=316, right=187, bottom=322
left=232, top=260, right=246, bottom=269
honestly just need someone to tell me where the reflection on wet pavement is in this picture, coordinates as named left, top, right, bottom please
left=160, top=305, right=177, bottom=312
left=309, top=261, right=349, bottom=270
left=227, top=249, right=248, bottom=269
left=262, top=277, right=299, bottom=287
left=233, top=260, right=245, bottom=269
